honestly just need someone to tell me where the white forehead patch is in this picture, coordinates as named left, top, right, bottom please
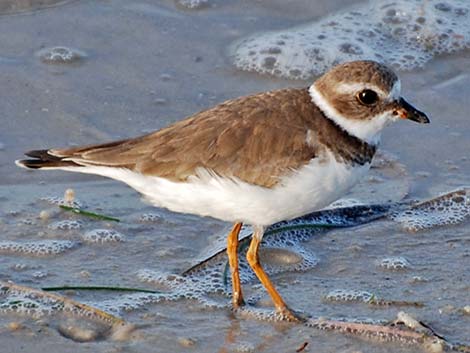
left=335, top=82, right=387, bottom=98
left=335, top=80, right=401, bottom=101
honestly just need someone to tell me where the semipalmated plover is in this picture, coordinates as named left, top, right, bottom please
left=17, top=60, right=429, bottom=321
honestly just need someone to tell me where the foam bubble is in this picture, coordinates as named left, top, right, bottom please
left=233, top=342, right=256, bottom=353
left=48, top=220, right=83, bottom=231
left=139, top=213, right=163, bottom=222
left=82, top=229, right=125, bottom=244
left=20, top=218, right=36, bottom=225
left=231, top=0, right=470, bottom=79
left=89, top=292, right=168, bottom=315
left=32, top=271, right=49, bottom=279
left=29, top=187, right=465, bottom=320
left=40, top=196, right=84, bottom=209
left=0, top=296, right=47, bottom=317
left=234, top=306, right=291, bottom=322
left=36, top=46, right=87, bottom=65
left=0, top=240, right=78, bottom=256
left=324, top=289, right=373, bottom=303
left=175, top=0, right=209, bottom=9
left=95, top=188, right=468, bottom=314
left=390, top=188, right=470, bottom=231
left=136, top=269, right=221, bottom=302
left=378, top=256, right=411, bottom=271
left=129, top=225, right=320, bottom=311
left=0, top=281, right=134, bottom=342
left=10, top=263, right=34, bottom=271
left=139, top=206, right=395, bottom=311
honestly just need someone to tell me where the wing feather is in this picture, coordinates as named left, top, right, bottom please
left=20, top=88, right=322, bottom=187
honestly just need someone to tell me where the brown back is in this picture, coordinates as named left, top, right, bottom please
left=50, top=88, right=376, bottom=187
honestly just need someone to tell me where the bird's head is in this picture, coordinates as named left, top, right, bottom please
left=309, top=60, right=429, bottom=145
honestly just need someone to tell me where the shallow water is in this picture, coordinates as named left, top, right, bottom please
left=0, top=0, right=470, bottom=352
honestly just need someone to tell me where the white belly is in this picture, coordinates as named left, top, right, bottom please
left=62, top=152, right=371, bottom=226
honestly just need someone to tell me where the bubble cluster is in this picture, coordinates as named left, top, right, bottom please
left=90, top=271, right=186, bottom=314
left=137, top=268, right=227, bottom=305
left=139, top=213, right=163, bottom=222
left=101, top=188, right=470, bottom=314
left=0, top=281, right=133, bottom=342
left=391, top=188, right=470, bottom=231
left=40, top=195, right=84, bottom=209
left=82, top=229, right=125, bottom=244
left=48, top=219, right=83, bottom=231
left=324, top=289, right=374, bottom=303
left=4, top=187, right=464, bottom=322
left=137, top=270, right=187, bottom=289
left=378, top=256, right=411, bottom=271
left=234, top=306, right=289, bottom=322
left=0, top=296, right=48, bottom=317
left=257, top=234, right=319, bottom=276
left=0, top=240, right=78, bottom=256
left=110, top=225, right=322, bottom=312
left=232, top=342, right=256, bottom=353
left=175, top=0, right=209, bottom=9
left=36, top=46, right=86, bottom=65
left=32, top=271, right=49, bottom=279
left=231, top=0, right=470, bottom=79
left=90, top=291, right=175, bottom=315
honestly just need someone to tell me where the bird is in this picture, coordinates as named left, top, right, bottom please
left=16, top=60, right=429, bottom=322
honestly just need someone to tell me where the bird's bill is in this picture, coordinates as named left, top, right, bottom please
left=394, top=98, right=430, bottom=124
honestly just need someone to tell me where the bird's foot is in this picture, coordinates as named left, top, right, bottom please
left=231, top=297, right=246, bottom=310
left=231, top=303, right=307, bottom=324
left=276, top=306, right=308, bottom=323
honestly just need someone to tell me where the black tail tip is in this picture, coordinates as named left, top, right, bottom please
left=16, top=149, right=60, bottom=169
left=16, top=149, right=80, bottom=169
left=15, top=149, right=55, bottom=169
left=15, top=159, right=45, bottom=169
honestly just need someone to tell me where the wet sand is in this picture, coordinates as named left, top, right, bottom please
left=0, top=1, right=469, bottom=352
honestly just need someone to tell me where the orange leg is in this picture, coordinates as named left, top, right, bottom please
left=227, top=222, right=244, bottom=308
left=246, top=226, right=303, bottom=322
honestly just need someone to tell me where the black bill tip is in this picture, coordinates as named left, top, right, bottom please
left=396, top=97, right=430, bottom=124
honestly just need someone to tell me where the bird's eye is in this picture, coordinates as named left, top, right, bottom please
left=357, top=89, right=378, bottom=105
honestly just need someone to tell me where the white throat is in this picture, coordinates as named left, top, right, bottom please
left=309, top=84, right=397, bottom=145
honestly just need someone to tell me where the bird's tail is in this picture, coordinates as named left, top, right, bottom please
left=15, top=149, right=82, bottom=169
left=15, top=138, right=134, bottom=171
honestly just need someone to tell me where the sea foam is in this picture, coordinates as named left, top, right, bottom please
left=232, top=0, right=470, bottom=79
